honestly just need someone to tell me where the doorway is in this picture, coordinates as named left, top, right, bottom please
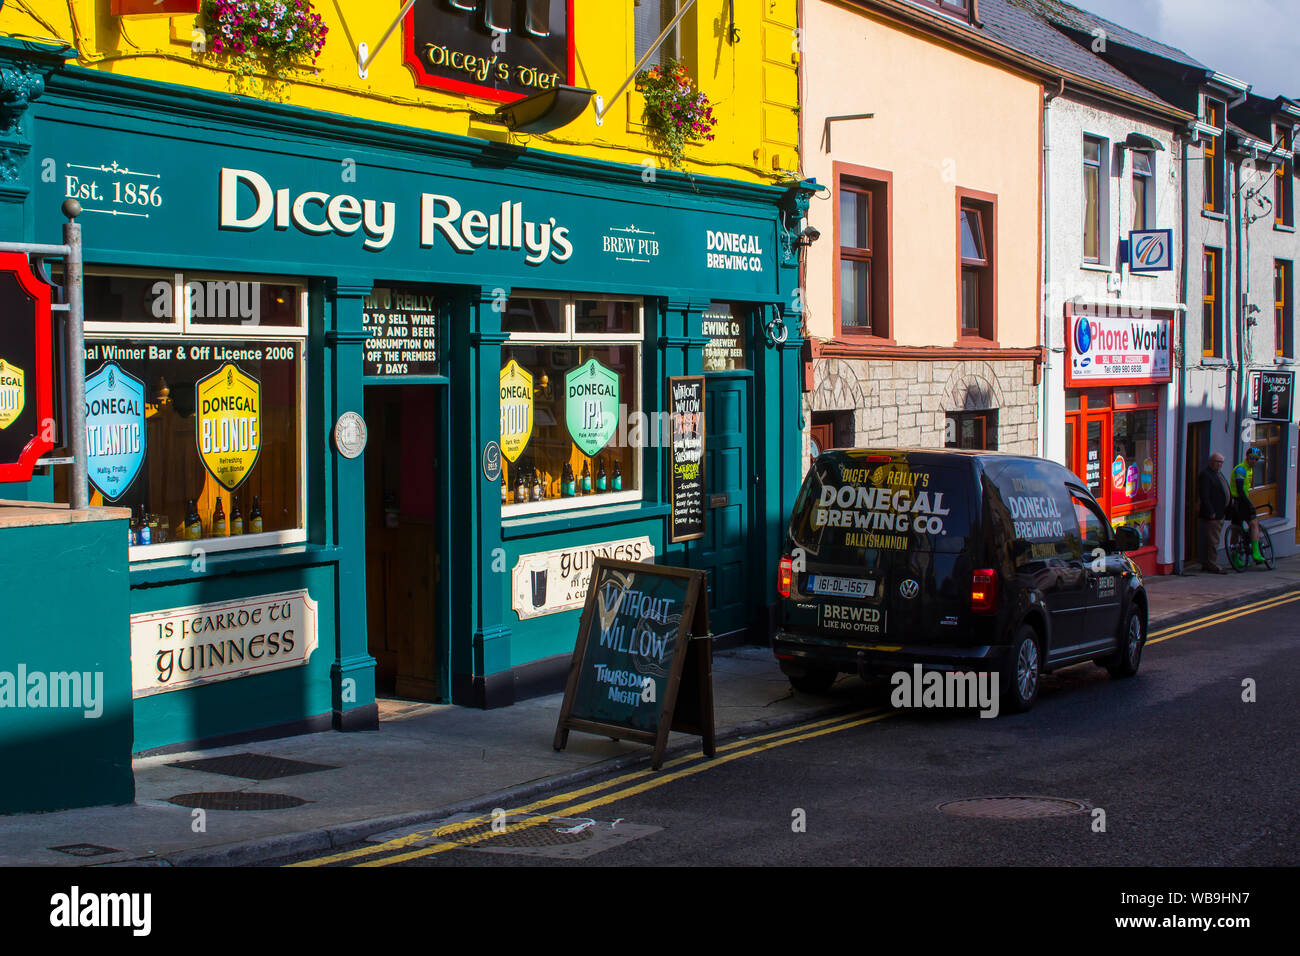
left=697, top=372, right=752, bottom=641
left=1186, top=422, right=1209, bottom=562
left=364, top=385, right=444, bottom=701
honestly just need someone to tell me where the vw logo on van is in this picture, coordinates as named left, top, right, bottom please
left=1074, top=317, right=1092, bottom=355
left=899, top=579, right=920, bottom=599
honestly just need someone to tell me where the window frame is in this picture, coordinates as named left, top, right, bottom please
left=832, top=163, right=893, bottom=342
left=500, top=293, right=646, bottom=519
left=634, top=0, right=687, bottom=71
left=1203, top=247, right=1222, bottom=358
left=1083, top=134, right=1108, bottom=264
left=1277, top=259, right=1294, bottom=359
left=1276, top=123, right=1295, bottom=229
left=1204, top=98, right=1225, bottom=214
left=955, top=188, right=997, bottom=345
left=1131, top=149, right=1155, bottom=232
left=945, top=409, right=998, bottom=451
left=1251, top=422, right=1285, bottom=516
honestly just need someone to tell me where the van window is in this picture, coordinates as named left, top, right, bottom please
left=788, top=456, right=972, bottom=565
left=983, top=459, right=1081, bottom=566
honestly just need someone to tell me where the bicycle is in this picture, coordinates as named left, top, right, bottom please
left=1223, top=518, right=1274, bottom=572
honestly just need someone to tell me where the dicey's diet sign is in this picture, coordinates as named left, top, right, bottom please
left=1066, top=314, right=1171, bottom=386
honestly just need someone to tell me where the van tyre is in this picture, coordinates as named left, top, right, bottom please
left=787, top=667, right=838, bottom=695
left=1105, top=608, right=1144, bottom=679
left=1002, top=625, right=1041, bottom=713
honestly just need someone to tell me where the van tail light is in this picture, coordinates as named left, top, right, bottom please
left=971, top=568, right=998, bottom=614
left=778, top=555, right=794, bottom=599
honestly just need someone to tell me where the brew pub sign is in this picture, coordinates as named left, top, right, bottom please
left=404, top=0, right=575, bottom=102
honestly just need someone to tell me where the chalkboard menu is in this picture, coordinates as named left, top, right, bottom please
left=0, top=254, right=55, bottom=483
left=362, top=285, right=440, bottom=378
left=1257, top=371, right=1294, bottom=423
left=554, top=559, right=713, bottom=770
left=669, top=376, right=706, bottom=543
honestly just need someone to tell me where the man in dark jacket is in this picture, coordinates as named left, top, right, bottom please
left=1197, top=452, right=1230, bottom=573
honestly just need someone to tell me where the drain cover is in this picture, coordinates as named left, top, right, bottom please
left=50, top=843, right=120, bottom=857
left=938, top=796, right=1089, bottom=819
left=167, top=753, right=338, bottom=781
left=168, top=791, right=308, bottom=811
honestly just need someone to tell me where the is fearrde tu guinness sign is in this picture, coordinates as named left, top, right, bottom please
left=404, top=0, right=574, bottom=103
left=0, top=252, right=55, bottom=483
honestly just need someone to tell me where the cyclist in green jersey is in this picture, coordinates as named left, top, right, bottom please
left=1230, top=447, right=1266, bottom=565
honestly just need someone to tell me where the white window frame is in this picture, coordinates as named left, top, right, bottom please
left=1083, top=133, right=1111, bottom=266
left=81, top=268, right=310, bottom=561
left=502, top=293, right=645, bottom=518
left=1131, top=150, right=1155, bottom=232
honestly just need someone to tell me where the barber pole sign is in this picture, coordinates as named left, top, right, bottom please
left=0, top=253, right=55, bottom=483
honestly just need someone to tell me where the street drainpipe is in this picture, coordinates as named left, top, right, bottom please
left=1174, top=136, right=1190, bottom=574
left=1041, top=78, right=1064, bottom=458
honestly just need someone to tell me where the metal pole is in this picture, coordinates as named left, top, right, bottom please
left=62, top=198, right=87, bottom=511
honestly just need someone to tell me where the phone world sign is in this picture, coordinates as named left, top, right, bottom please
left=1066, top=313, right=1172, bottom=386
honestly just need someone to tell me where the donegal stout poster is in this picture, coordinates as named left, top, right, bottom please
left=554, top=559, right=713, bottom=770
left=669, top=376, right=706, bottom=542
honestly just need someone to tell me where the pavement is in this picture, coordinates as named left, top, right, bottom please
left=2, top=555, right=1297, bottom=867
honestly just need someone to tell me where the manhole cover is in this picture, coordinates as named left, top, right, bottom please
left=167, top=753, right=338, bottom=781
left=168, top=791, right=308, bottom=811
left=49, top=843, right=120, bottom=857
left=938, top=796, right=1089, bottom=819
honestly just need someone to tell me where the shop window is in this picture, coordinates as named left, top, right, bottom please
left=1275, top=124, right=1293, bottom=228
left=500, top=295, right=643, bottom=516
left=1083, top=135, right=1108, bottom=263
left=1204, top=99, right=1225, bottom=214
left=945, top=410, right=998, bottom=450
left=1276, top=260, right=1293, bottom=358
left=957, top=191, right=996, bottom=341
left=1131, top=150, right=1154, bottom=231
left=60, top=267, right=307, bottom=559
left=1251, top=422, right=1285, bottom=516
left=634, top=0, right=694, bottom=71
left=835, top=167, right=890, bottom=339
left=701, top=301, right=748, bottom=371
left=1203, top=247, right=1222, bottom=358
left=1111, top=408, right=1158, bottom=511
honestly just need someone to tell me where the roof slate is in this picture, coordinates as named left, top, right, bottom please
left=1010, top=0, right=1209, bottom=71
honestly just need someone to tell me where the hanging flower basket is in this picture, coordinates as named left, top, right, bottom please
left=201, top=0, right=328, bottom=90
left=634, top=59, right=717, bottom=168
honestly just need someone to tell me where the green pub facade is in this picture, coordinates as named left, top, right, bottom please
left=0, top=40, right=810, bottom=766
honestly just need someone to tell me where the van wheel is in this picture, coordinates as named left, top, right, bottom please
left=787, top=667, right=838, bottom=695
left=1002, top=625, right=1041, bottom=713
left=1104, top=608, right=1144, bottom=679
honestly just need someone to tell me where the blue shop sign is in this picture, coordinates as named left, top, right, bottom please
left=34, top=119, right=781, bottom=298
left=84, top=361, right=147, bottom=501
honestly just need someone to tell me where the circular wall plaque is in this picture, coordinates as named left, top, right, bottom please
left=333, top=411, right=368, bottom=459
left=482, top=441, right=502, bottom=482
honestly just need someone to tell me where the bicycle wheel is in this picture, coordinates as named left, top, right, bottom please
left=1224, top=524, right=1248, bottom=572
left=1259, top=526, right=1275, bottom=570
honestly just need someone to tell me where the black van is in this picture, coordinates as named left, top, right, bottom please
left=773, top=449, right=1147, bottom=712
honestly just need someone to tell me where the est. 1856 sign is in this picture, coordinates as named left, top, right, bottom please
left=0, top=253, right=55, bottom=483
left=404, top=0, right=574, bottom=103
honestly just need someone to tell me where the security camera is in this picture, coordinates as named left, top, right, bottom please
left=799, top=225, right=821, bottom=245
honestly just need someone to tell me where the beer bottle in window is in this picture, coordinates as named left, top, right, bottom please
left=596, top=458, right=607, bottom=492
left=562, top=463, right=576, bottom=497
left=185, top=499, right=203, bottom=540
left=213, top=498, right=227, bottom=537
left=231, top=498, right=244, bottom=536
left=531, top=469, right=543, bottom=501
left=612, top=460, right=623, bottom=491
left=514, top=469, right=528, bottom=504
left=136, top=504, right=151, bottom=546
left=581, top=460, right=592, bottom=494
left=249, top=496, right=264, bottom=535
left=501, top=473, right=509, bottom=504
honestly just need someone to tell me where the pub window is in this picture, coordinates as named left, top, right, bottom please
left=1203, top=247, right=1222, bottom=358
left=1204, top=99, right=1225, bottom=214
left=958, top=194, right=995, bottom=341
left=1131, top=150, right=1154, bottom=231
left=500, top=295, right=643, bottom=516
left=1275, top=124, right=1294, bottom=228
left=1276, top=260, right=1294, bottom=358
left=58, top=267, right=307, bottom=560
left=837, top=171, right=890, bottom=338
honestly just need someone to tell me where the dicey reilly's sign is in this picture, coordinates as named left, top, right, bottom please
left=0, top=253, right=55, bottom=483
left=1065, top=312, right=1172, bottom=387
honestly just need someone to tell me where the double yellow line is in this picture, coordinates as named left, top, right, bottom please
left=290, top=707, right=896, bottom=867
left=291, top=587, right=1298, bottom=867
left=1146, top=589, right=1300, bottom=645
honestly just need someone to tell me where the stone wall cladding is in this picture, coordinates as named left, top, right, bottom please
left=805, top=356, right=1039, bottom=455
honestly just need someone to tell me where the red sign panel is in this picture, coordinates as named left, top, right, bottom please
left=110, top=1, right=201, bottom=14
left=1064, top=310, right=1173, bottom=388
left=0, top=253, right=55, bottom=483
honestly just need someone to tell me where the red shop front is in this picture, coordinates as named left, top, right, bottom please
left=1063, top=307, right=1173, bottom=576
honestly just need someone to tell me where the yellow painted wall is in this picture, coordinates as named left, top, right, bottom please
left=801, top=1, right=1042, bottom=347
left=1, top=1, right=798, bottom=182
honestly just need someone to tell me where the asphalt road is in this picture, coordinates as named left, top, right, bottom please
left=278, top=593, right=1300, bottom=868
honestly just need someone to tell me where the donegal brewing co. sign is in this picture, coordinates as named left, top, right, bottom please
left=553, top=559, right=713, bottom=770
left=85, top=362, right=147, bottom=501
left=0, top=253, right=55, bottom=483
left=130, top=590, right=319, bottom=698
left=566, top=358, right=619, bottom=457
left=196, top=363, right=261, bottom=491
left=404, top=0, right=574, bottom=103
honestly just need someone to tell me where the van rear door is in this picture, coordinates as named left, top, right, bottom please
left=783, top=453, right=978, bottom=647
